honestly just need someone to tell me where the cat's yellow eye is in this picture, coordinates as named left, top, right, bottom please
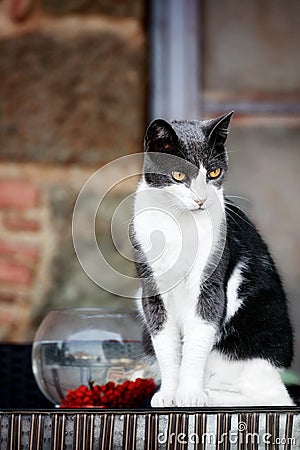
left=172, top=171, right=186, bottom=182
left=209, top=168, right=222, bottom=179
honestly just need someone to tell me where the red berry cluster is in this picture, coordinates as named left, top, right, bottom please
left=60, top=378, right=157, bottom=408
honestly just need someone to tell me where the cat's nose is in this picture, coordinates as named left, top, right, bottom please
left=194, top=198, right=207, bottom=208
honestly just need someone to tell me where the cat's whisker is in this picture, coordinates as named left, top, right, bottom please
left=223, top=208, right=243, bottom=231
left=207, top=153, right=224, bottom=163
left=208, top=139, right=217, bottom=163
left=225, top=198, right=254, bottom=219
left=207, top=150, right=237, bottom=167
left=161, top=199, right=184, bottom=214
left=225, top=198, right=251, bottom=216
left=226, top=195, right=253, bottom=204
left=224, top=202, right=257, bottom=231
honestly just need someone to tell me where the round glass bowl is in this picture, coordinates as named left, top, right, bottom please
left=32, top=308, right=154, bottom=405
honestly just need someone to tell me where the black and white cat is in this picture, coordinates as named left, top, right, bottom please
left=131, top=112, right=294, bottom=407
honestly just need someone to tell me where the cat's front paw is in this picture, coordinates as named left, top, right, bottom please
left=175, top=386, right=207, bottom=407
left=151, top=390, right=176, bottom=407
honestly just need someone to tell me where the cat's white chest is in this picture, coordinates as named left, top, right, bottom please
left=134, top=196, right=214, bottom=316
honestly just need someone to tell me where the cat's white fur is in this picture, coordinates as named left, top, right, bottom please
left=134, top=168, right=293, bottom=407
left=225, top=262, right=245, bottom=322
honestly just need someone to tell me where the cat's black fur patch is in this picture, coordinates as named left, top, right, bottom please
left=214, top=202, right=294, bottom=368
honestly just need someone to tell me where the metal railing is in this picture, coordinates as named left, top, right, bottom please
left=1, top=407, right=300, bottom=450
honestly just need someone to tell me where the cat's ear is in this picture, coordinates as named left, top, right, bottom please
left=205, top=111, right=234, bottom=146
left=144, top=118, right=178, bottom=152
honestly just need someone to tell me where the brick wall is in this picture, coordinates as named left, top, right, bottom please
left=0, top=175, right=55, bottom=341
left=0, top=0, right=146, bottom=341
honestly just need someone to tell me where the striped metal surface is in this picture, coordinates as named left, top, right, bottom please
left=0, top=408, right=300, bottom=450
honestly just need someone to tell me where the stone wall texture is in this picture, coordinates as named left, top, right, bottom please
left=0, top=0, right=146, bottom=341
left=0, top=10, right=146, bottom=164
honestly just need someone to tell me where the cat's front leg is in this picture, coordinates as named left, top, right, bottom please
left=176, top=320, right=216, bottom=407
left=150, top=321, right=181, bottom=407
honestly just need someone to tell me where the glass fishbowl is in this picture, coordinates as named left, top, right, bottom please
left=32, top=308, right=155, bottom=405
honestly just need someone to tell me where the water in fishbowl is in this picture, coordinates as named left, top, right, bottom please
left=32, top=340, right=154, bottom=405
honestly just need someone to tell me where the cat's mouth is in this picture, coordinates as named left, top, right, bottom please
left=190, top=204, right=206, bottom=212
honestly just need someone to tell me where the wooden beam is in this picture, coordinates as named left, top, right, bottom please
left=204, top=100, right=300, bottom=116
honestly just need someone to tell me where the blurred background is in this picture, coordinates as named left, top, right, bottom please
left=0, top=0, right=299, bottom=374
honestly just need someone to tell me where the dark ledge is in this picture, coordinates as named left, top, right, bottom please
left=1, top=407, right=300, bottom=449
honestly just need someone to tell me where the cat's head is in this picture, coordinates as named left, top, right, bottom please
left=142, top=112, right=234, bottom=212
